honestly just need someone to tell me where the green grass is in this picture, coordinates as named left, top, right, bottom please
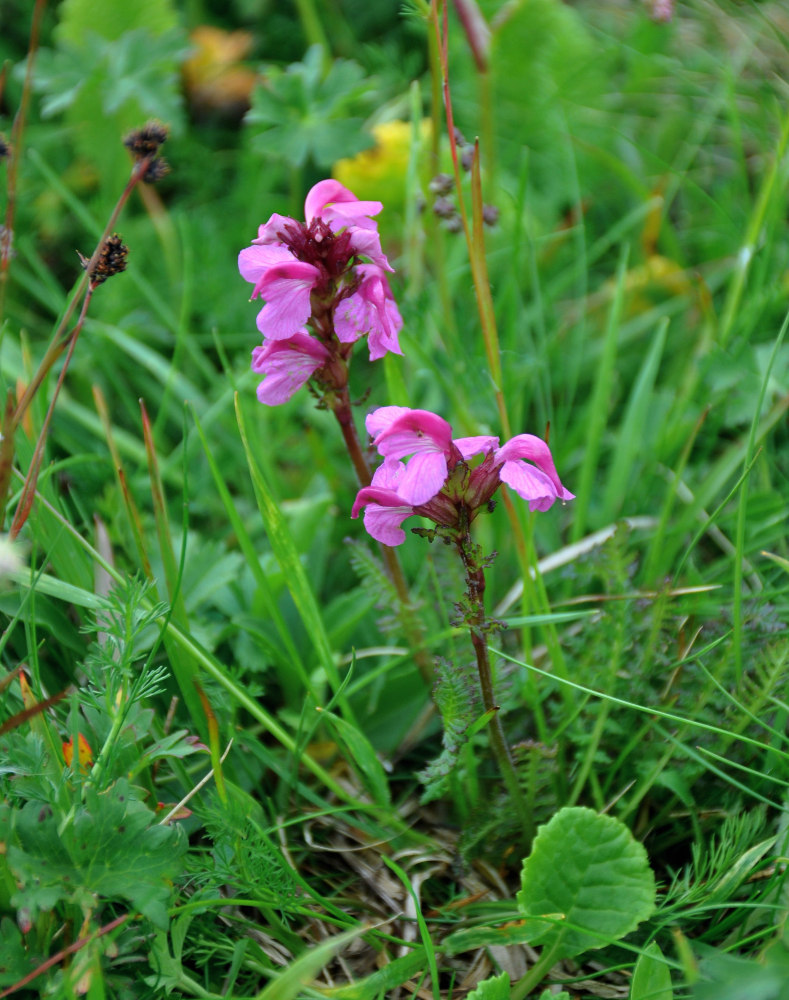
left=1, top=0, right=789, bottom=997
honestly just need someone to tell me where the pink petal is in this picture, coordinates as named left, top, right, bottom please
left=453, top=435, right=499, bottom=460
left=334, top=293, right=366, bottom=344
left=363, top=504, right=414, bottom=546
left=325, top=199, right=383, bottom=231
left=255, top=261, right=320, bottom=340
left=252, top=213, right=297, bottom=245
left=239, top=244, right=294, bottom=286
left=495, top=434, right=575, bottom=511
left=374, top=409, right=454, bottom=461
left=351, top=484, right=408, bottom=518
left=348, top=228, right=393, bottom=271
left=304, top=179, right=382, bottom=230
left=371, top=458, right=407, bottom=490
left=373, top=409, right=452, bottom=505
left=305, top=180, right=355, bottom=221
left=335, top=268, right=403, bottom=359
left=351, top=470, right=414, bottom=546
left=366, top=297, right=403, bottom=361
left=366, top=406, right=413, bottom=438
left=397, top=452, right=448, bottom=505
left=251, top=334, right=329, bottom=406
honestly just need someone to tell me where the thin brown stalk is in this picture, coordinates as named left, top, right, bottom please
left=9, top=288, right=92, bottom=537
left=0, top=0, right=48, bottom=326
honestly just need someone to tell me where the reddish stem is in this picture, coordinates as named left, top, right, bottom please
left=0, top=913, right=130, bottom=998
left=10, top=286, right=92, bottom=538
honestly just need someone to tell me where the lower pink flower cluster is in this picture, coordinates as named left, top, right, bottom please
left=352, top=407, right=574, bottom=545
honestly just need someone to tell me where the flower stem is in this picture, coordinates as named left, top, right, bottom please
left=0, top=155, right=154, bottom=526
left=459, top=546, right=534, bottom=847
left=330, top=390, right=434, bottom=686
left=10, top=287, right=93, bottom=538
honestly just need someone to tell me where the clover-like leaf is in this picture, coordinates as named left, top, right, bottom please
left=246, top=44, right=376, bottom=168
left=516, top=806, right=655, bottom=960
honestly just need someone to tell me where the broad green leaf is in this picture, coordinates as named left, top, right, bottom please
left=516, top=806, right=655, bottom=960
left=631, top=942, right=673, bottom=1000
left=7, top=778, right=185, bottom=929
left=0, top=917, right=42, bottom=988
left=467, top=971, right=510, bottom=1000
left=10, top=569, right=110, bottom=610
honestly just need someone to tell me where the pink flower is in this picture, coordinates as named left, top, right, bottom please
left=335, top=265, right=403, bottom=360
left=304, top=179, right=383, bottom=231
left=370, top=408, right=455, bottom=505
left=352, top=407, right=574, bottom=544
left=240, top=252, right=321, bottom=340
left=494, top=435, right=575, bottom=512
left=351, top=461, right=416, bottom=546
left=251, top=333, right=330, bottom=405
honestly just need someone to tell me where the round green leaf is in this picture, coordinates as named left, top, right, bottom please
left=516, top=806, right=656, bottom=960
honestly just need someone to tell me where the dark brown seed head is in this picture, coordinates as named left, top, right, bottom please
left=143, top=156, right=171, bottom=183
left=123, top=120, right=169, bottom=159
left=81, top=233, right=129, bottom=286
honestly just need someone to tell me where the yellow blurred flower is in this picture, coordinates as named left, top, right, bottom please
left=333, top=120, right=433, bottom=217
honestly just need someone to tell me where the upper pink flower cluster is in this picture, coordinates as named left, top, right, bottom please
left=352, top=407, right=575, bottom=546
left=238, top=180, right=403, bottom=405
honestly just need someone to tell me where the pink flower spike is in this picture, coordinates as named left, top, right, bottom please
left=255, top=260, right=321, bottom=340
left=305, top=179, right=383, bottom=231
left=453, top=435, right=499, bottom=460
left=495, top=434, right=575, bottom=511
left=251, top=333, right=329, bottom=406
